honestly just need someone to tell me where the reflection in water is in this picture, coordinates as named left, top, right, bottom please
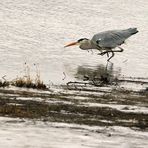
left=71, top=62, right=148, bottom=90
left=75, top=62, right=121, bottom=86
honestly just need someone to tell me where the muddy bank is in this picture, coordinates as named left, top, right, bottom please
left=0, top=85, right=147, bottom=130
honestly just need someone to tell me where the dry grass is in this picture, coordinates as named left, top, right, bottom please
left=12, top=77, right=47, bottom=90
left=0, top=80, right=10, bottom=87
left=0, top=75, right=10, bottom=88
left=12, top=63, right=47, bottom=90
left=0, top=63, right=47, bottom=90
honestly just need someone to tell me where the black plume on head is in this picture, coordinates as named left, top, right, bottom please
left=77, top=38, right=88, bottom=42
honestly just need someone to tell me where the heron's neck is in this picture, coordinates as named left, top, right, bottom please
left=80, top=40, right=95, bottom=50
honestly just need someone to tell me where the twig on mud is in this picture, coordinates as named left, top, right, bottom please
left=67, top=81, right=88, bottom=86
left=0, top=75, right=10, bottom=87
left=2, top=75, right=6, bottom=81
left=62, top=72, right=66, bottom=80
left=67, top=81, right=89, bottom=90
left=91, top=80, right=103, bottom=87
left=122, top=59, right=128, bottom=63
left=83, top=75, right=89, bottom=81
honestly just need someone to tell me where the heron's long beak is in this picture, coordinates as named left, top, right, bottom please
left=64, top=42, right=78, bottom=48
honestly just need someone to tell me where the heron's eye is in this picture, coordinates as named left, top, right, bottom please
left=96, top=40, right=99, bottom=44
left=96, top=39, right=101, bottom=44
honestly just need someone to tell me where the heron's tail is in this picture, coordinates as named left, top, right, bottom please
left=128, top=28, right=139, bottom=35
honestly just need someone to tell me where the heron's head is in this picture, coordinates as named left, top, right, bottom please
left=64, top=38, right=90, bottom=49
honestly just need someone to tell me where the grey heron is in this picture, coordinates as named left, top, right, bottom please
left=64, top=28, right=138, bottom=61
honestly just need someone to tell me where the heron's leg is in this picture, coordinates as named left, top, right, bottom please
left=107, top=52, right=109, bottom=57
left=106, top=47, right=124, bottom=61
left=98, top=49, right=115, bottom=61
left=97, top=47, right=110, bottom=56
left=107, top=50, right=115, bottom=61
left=102, top=47, right=123, bottom=56
left=99, top=47, right=124, bottom=55
left=98, top=50, right=109, bottom=56
left=111, top=47, right=124, bottom=53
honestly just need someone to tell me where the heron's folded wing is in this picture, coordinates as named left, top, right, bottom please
left=92, top=30, right=126, bottom=48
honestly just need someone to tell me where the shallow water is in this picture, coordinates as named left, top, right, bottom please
left=0, top=0, right=148, bottom=85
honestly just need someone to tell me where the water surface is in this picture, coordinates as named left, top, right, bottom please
left=0, top=0, right=147, bottom=85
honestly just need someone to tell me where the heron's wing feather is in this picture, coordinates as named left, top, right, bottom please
left=92, top=31, right=126, bottom=48
left=91, top=28, right=138, bottom=48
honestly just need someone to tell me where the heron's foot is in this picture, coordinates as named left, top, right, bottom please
left=98, top=47, right=124, bottom=62
left=98, top=52, right=103, bottom=56
left=107, top=52, right=109, bottom=57
left=98, top=51, right=109, bottom=56
left=118, top=47, right=124, bottom=52
left=98, top=50, right=116, bottom=61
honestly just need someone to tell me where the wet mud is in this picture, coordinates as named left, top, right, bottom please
left=0, top=82, right=147, bottom=130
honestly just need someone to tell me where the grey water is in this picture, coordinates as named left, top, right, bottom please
left=0, top=0, right=148, bottom=85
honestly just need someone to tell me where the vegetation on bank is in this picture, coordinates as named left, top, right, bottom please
left=0, top=63, right=47, bottom=90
